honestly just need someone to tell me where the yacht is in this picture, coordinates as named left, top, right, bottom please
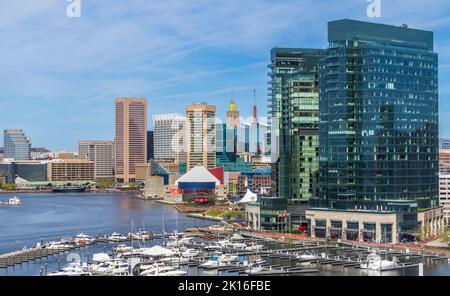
left=199, top=255, right=234, bottom=269
left=129, top=230, right=152, bottom=240
left=74, top=233, right=95, bottom=245
left=180, top=248, right=200, bottom=258
left=140, top=264, right=187, bottom=276
left=227, top=242, right=247, bottom=250
left=244, top=243, right=264, bottom=251
left=159, top=256, right=190, bottom=266
left=360, top=250, right=396, bottom=270
left=5, top=196, right=22, bottom=205
left=296, top=251, right=317, bottom=260
left=47, top=263, right=91, bottom=276
left=113, top=244, right=133, bottom=253
left=218, top=254, right=239, bottom=263
left=203, top=244, right=223, bottom=252
left=44, top=241, right=73, bottom=249
left=92, top=253, right=111, bottom=263
left=108, top=232, right=128, bottom=242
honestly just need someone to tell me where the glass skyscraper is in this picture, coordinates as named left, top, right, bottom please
left=4, top=129, right=31, bottom=160
left=269, top=48, right=325, bottom=203
left=314, top=20, right=439, bottom=231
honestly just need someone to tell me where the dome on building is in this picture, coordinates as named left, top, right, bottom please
left=227, top=101, right=238, bottom=113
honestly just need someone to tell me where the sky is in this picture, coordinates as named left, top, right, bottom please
left=0, top=0, right=450, bottom=151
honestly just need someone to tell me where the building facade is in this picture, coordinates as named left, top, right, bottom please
left=186, top=104, right=216, bottom=170
left=269, top=48, right=325, bottom=203
left=439, top=173, right=450, bottom=225
left=47, top=159, right=94, bottom=182
left=79, top=140, right=114, bottom=179
left=439, top=138, right=450, bottom=150
left=147, top=131, right=154, bottom=161
left=439, top=149, right=450, bottom=173
left=115, top=98, right=147, bottom=184
left=4, top=129, right=31, bottom=160
left=308, top=19, right=441, bottom=242
left=153, top=114, right=186, bottom=163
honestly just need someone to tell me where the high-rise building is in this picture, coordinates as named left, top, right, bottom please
left=268, top=48, right=325, bottom=202
left=153, top=114, right=186, bottom=163
left=186, top=103, right=216, bottom=170
left=147, top=131, right=154, bottom=161
left=439, top=149, right=450, bottom=173
left=47, top=159, right=95, bottom=182
left=439, top=174, right=450, bottom=225
left=439, top=138, right=450, bottom=149
left=4, top=129, right=31, bottom=160
left=226, top=101, right=240, bottom=129
left=79, top=140, right=115, bottom=179
left=307, top=19, right=443, bottom=244
left=115, top=98, right=147, bottom=184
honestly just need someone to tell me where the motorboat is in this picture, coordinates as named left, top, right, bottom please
left=244, top=243, right=264, bottom=251
left=166, top=236, right=194, bottom=248
left=180, top=248, right=200, bottom=258
left=199, top=255, right=233, bottom=269
left=91, top=259, right=129, bottom=276
left=296, top=251, right=317, bottom=260
left=245, top=265, right=267, bottom=275
left=47, top=263, right=91, bottom=276
left=159, top=256, right=190, bottom=266
left=113, top=244, right=133, bottom=253
left=140, top=264, right=187, bottom=276
left=74, top=233, right=95, bottom=245
left=226, top=242, right=247, bottom=250
left=129, top=230, right=152, bottom=240
left=203, top=244, right=223, bottom=252
left=8, top=196, right=21, bottom=205
left=92, top=253, right=111, bottom=263
left=360, top=250, right=396, bottom=270
left=108, top=232, right=128, bottom=242
left=44, top=241, right=73, bottom=249
left=218, top=254, right=239, bottom=263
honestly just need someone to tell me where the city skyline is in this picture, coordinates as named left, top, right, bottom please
left=1, top=1, right=450, bottom=151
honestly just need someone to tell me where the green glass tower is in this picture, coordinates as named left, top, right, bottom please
left=269, top=48, right=325, bottom=203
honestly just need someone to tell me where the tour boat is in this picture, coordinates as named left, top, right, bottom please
left=74, top=233, right=95, bottom=245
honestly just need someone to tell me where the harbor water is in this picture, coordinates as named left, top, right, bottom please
left=1, top=192, right=450, bottom=276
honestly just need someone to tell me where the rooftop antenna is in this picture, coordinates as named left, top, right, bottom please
left=253, top=89, right=257, bottom=124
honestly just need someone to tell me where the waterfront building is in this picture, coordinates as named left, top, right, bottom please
left=268, top=48, right=325, bottom=202
left=439, top=138, right=450, bottom=149
left=4, top=129, right=31, bottom=160
left=78, top=140, right=114, bottom=179
left=307, top=19, right=442, bottom=243
left=439, top=149, right=450, bottom=173
left=47, top=159, right=94, bottom=182
left=439, top=174, right=450, bottom=225
left=237, top=168, right=272, bottom=197
left=136, top=159, right=171, bottom=185
left=186, top=103, right=216, bottom=171
left=245, top=201, right=261, bottom=231
left=0, top=160, right=48, bottom=184
left=175, top=165, right=220, bottom=203
left=260, top=196, right=289, bottom=232
left=153, top=113, right=186, bottom=163
left=147, top=131, right=154, bottom=161
left=31, top=147, right=51, bottom=160
left=115, top=97, right=147, bottom=184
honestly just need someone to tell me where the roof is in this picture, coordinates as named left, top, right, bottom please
left=237, top=189, right=258, bottom=204
left=175, top=165, right=220, bottom=185
left=140, top=245, right=175, bottom=257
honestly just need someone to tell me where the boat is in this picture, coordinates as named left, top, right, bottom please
left=129, top=230, right=152, bottom=240
left=92, top=253, right=111, bottom=263
left=203, top=244, right=223, bottom=252
left=159, top=256, right=190, bottom=266
left=360, top=250, right=397, bottom=270
left=218, top=254, right=239, bottom=263
left=140, top=264, right=187, bottom=276
left=296, top=251, right=317, bottom=260
left=47, top=262, right=91, bottom=276
left=226, top=242, right=247, bottom=250
left=52, top=185, right=86, bottom=193
left=199, top=255, right=234, bottom=269
left=108, top=232, right=128, bottom=242
left=44, top=241, right=74, bottom=249
left=113, top=244, right=133, bottom=253
left=180, top=248, right=200, bottom=258
left=74, top=233, right=95, bottom=245
left=8, top=196, right=21, bottom=205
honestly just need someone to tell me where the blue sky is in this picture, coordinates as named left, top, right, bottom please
left=0, top=0, right=450, bottom=151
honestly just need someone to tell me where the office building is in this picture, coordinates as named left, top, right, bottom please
left=4, top=129, right=31, bottom=160
left=79, top=140, right=115, bottom=179
left=147, top=131, right=154, bottom=161
left=269, top=48, right=325, bottom=202
left=186, top=103, right=216, bottom=170
left=307, top=19, right=443, bottom=243
left=47, top=159, right=94, bottom=182
left=0, top=160, right=48, bottom=184
left=439, top=138, right=450, bottom=149
left=439, top=149, right=450, bottom=173
left=115, top=98, right=147, bottom=184
left=439, top=174, right=450, bottom=225
left=153, top=114, right=186, bottom=163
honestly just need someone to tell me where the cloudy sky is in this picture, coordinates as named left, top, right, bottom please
left=0, top=0, right=449, bottom=150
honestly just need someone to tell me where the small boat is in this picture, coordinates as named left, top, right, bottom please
left=140, top=264, right=186, bottom=276
left=44, top=241, right=74, bottom=249
left=113, top=244, right=133, bottom=253
left=8, top=196, right=21, bottom=205
left=360, top=250, right=396, bottom=270
left=218, top=254, right=239, bottom=263
left=47, top=263, right=91, bottom=276
left=226, top=242, right=247, bottom=250
left=180, top=248, right=200, bottom=258
left=203, top=244, right=223, bottom=252
left=129, top=230, right=152, bottom=240
left=92, top=253, right=111, bottom=263
left=108, top=232, right=128, bottom=242
left=199, top=255, right=233, bottom=269
left=296, top=251, right=317, bottom=260
left=74, top=233, right=95, bottom=245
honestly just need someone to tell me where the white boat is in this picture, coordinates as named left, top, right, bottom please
left=74, top=233, right=95, bottom=245
left=159, top=256, right=190, bottom=266
left=244, top=244, right=264, bottom=251
left=44, top=241, right=73, bottom=249
left=7, top=196, right=21, bottom=205
left=199, top=255, right=233, bottom=269
left=245, top=265, right=266, bottom=275
left=296, top=251, right=317, bottom=260
left=91, top=259, right=129, bottom=276
left=129, top=230, right=152, bottom=240
left=113, top=244, right=133, bottom=253
left=180, top=248, right=200, bottom=258
left=218, top=254, right=239, bottom=263
left=360, top=250, right=396, bottom=270
left=203, top=244, right=223, bottom=252
left=140, top=264, right=186, bottom=276
left=108, top=232, right=128, bottom=242
left=92, top=253, right=111, bottom=263
left=227, top=242, right=247, bottom=250
left=47, top=263, right=91, bottom=276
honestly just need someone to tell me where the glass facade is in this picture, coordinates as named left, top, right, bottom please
left=269, top=48, right=325, bottom=203
left=314, top=20, right=439, bottom=231
left=260, top=196, right=288, bottom=231
left=4, top=129, right=31, bottom=161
